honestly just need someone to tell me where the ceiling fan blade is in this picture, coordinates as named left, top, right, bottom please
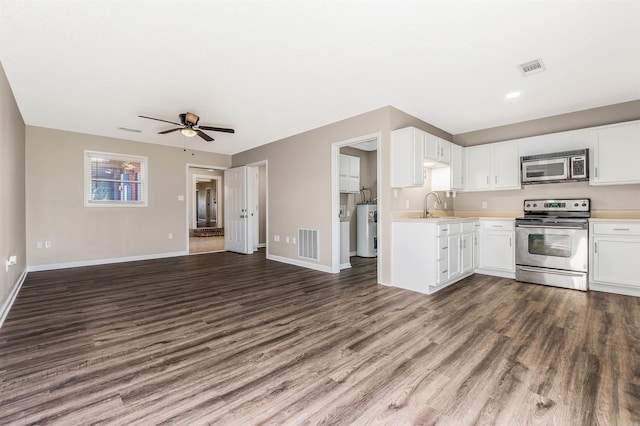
left=196, top=129, right=214, bottom=142
left=138, top=115, right=182, bottom=126
left=158, top=127, right=183, bottom=134
left=198, top=126, right=235, bottom=134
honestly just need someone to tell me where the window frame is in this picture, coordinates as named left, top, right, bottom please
left=84, top=150, right=149, bottom=208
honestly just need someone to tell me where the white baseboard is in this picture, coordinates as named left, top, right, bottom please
left=266, top=253, right=335, bottom=274
left=0, top=269, right=28, bottom=330
left=26, top=251, right=189, bottom=272
left=589, top=282, right=640, bottom=297
left=350, top=251, right=356, bottom=256
left=340, top=262, right=351, bottom=270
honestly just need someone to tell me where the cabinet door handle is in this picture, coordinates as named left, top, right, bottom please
left=486, top=176, right=489, bottom=185
left=442, top=269, right=448, bottom=274
left=443, top=246, right=448, bottom=250
left=594, top=241, right=598, bottom=254
left=509, top=237, right=512, bottom=247
left=595, top=167, right=598, bottom=178
left=492, top=225, right=503, bottom=228
left=495, top=175, right=498, bottom=184
left=612, top=228, right=630, bottom=231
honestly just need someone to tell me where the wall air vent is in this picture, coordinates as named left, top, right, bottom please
left=518, top=58, right=546, bottom=76
left=298, top=228, right=319, bottom=261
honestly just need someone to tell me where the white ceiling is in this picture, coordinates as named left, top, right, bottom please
left=1, top=0, right=639, bottom=155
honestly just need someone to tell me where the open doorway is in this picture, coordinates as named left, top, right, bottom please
left=331, top=133, right=381, bottom=279
left=188, top=165, right=225, bottom=254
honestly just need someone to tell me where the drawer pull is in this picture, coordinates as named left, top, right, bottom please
left=492, top=225, right=503, bottom=228
left=612, top=228, right=630, bottom=231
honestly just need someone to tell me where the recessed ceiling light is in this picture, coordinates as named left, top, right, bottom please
left=505, top=91, right=521, bottom=99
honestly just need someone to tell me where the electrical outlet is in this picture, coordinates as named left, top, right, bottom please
left=444, top=202, right=447, bottom=209
left=177, top=195, right=184, bottom=201
left=482, top=201, right=488, bottom=209
left=45, top=241, right=52, bottom=249
left=405, top=200, right=410, bottom=209
left=286, top=236, right=290, bottom=243
left=292, top=237, right=296, bottom=244
left=36, top=241, right=43, bottom=249
left=168, top=233, right=173, bottom=240
left=274, top=235, right=280, bottom=242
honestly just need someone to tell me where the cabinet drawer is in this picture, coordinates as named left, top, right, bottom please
left=437, top=259, right=449, bottom=284
left=592, top=223, right=640, bottom=236
left=436, top=224, right=449, bottom=236
left=437, top=223, right=461, bottom=235
left=481, top=220, right=514, bottom=231
left=437, top=236, right=449, bottom=260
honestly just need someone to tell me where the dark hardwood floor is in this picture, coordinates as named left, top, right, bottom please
left=1, top=251, right=638, bottom=425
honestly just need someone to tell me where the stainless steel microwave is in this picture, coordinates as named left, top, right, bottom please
left=521, top=149, right=589, bottom=184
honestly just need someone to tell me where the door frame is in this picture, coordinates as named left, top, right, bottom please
left=185, top=163, right=227, bottom=253
left=246, top=160, right=268, bottom=254
left=331, top=132, right=381, bottom=279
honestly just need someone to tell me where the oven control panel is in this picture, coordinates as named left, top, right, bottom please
left=523, top=198, right=590, bottom=213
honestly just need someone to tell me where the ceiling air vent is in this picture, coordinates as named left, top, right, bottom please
left=118, top=127, right=142, bottom=133
left=518, top=58, right=546, bottom=76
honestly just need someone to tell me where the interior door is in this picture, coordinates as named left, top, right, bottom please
left=224, top=166, right=252, bottom=254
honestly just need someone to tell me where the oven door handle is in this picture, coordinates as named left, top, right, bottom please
left=516, top=224, right=587, bottom=230
left=517, top=266, right=586, bottom=277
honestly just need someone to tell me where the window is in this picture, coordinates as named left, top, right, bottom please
left=84, top=150, right=148, bottom=207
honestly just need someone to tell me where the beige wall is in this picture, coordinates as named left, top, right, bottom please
left=453, top=100, right=640, bottom=147
left=0, top=62, right=26, bottom=312
left=454, top=182, right=640, bottom=215
left=26, top=127, right=231, bottom=267
left=232, top=107, right=393, bottom=281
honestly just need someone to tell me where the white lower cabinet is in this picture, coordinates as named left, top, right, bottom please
left=478, top=219, right=515, bottom=278
left=392, top=219, right=478, bottom=294
left=589, top=221, right=640, bottom=297
left=472, top=222, right=480, bottom=269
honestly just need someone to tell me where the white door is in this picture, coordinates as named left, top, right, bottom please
left=224, top=166, right=251, bottom=254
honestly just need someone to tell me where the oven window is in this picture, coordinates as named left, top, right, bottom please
left=526, top=163, right=566, bottom=178
left=528, top=234, right=571, bottom=257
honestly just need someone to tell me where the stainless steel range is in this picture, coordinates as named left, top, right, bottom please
left=515, top=198, right=590, bottom=291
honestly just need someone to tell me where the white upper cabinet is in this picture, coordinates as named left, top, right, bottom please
left=590, top=122, right=640, bottom=185
left=431, top=143, right=464, bottom=191
left=391, top=127, right=425, bottom=187
left=339, top=154, right=360, bottom=193
left=424, top=133, right=451, bottom=164
left=464, top=141, right=520, bottom=191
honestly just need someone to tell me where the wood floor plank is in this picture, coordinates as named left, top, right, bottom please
left=0, top=250, right=638, bottom=424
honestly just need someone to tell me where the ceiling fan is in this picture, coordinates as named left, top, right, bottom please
left=138, top=112, right=235, bottom=142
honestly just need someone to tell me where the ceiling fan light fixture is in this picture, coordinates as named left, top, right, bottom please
left=181, top=128, right=197, bottom=137
left=184, top=112, right=199, bottom=126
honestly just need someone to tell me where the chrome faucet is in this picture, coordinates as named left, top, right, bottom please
left=425, top=192, right=442, bottom=218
